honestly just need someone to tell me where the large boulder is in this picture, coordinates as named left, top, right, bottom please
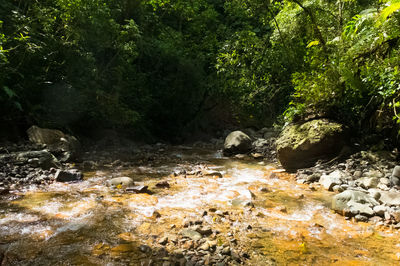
left=223, top=131, right=252, bottom=156
left=27, top=125, right=80, bottom=162
left=276, top=119, right=345, bottom=171
left=332, top=190, right=379, bottom=217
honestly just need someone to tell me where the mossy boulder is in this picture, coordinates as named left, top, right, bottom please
left=276, top=119, right=345, bottom=171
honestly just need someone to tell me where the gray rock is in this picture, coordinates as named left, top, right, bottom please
left=373, top=205, right=386, bottom=216
left=14, top=150, right=60, bottom=169
left=332, top=190, right=379, bottom=217
left=378, top=191, right=400, bottom=206
left=108, top=176, right=134, bottom=187
left=391, top=166, right=400, bottom=186
left=55, top=169, right=82, bottom=182
left=319, top=170, right=343, bottom=191
left=353, top=171, right=363, bottom=179
left=223, top=131, right=252, bottom=156
left=355, top=176, right=379, bottom=189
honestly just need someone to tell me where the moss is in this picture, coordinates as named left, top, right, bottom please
left=277, top=119, right=343, bottom=150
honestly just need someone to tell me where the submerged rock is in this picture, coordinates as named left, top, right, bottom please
left=276, top=119, right=345, bottom=171
left=223, top=131, right=252, bottom=156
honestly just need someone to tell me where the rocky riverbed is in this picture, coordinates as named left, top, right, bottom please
left=2, top=137, right=400, bottom=265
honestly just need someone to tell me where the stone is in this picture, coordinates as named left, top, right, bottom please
left=13, top=150, right=60, bottom=169
left=355, top=176, right=379, bottom=189
left=108, top=177, right=134, bottom=187
left=319, top=170, right=344, bottom=191
left=199, top=242, right=210, bottom=251
left=223, top=131, right=252, bottom=156
left=181, top=229, right=202, bottom=241
left=306, top=173, right=321, bottom=183
left=332, top=190, right=379, bottom=217
left=158, top=236, right=168, bottom=245
left=196, top=226, right=213, bottom=236
left=27, top=125, right=80, bottom=162
left=391, top=166, right=400, bottom=186
left=155, top=181, right=170, bottom=188
left=378, top=191, right=400, bottom=206
left=55, top=169, right=82, bottom=182
left=126, top=185, right=149, bottom=194
left=276, top=119, right=345, bottom=171
left=373, top=205, right=387, bottom=217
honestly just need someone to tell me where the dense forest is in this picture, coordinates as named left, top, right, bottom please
left=1, top=0, right=400, bottom=143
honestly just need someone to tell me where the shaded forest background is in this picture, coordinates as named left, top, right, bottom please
left=1, top=0, right=400, bottom=143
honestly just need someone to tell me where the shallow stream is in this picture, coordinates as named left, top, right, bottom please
left=1, top=147, right=400, bottom=265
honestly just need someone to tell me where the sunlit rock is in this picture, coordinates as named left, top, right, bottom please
left=332, top=190, right=379, bottom=217
left=276, top=119, right=345, bottom=171
left=107, top=176, right=134, bottom=187
left=27, top=125, right=81, bottom=162
left=223, top=131, right=252, bottom=156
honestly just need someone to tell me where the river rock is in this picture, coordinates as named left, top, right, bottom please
left=276, top=119, right=345, bottom=171
left=378, top=191, right=400, bottom=206
left=108, top=176, right=134, bottom=187
left=181, top=229, right=202, bottom=241
left=319, top=170, right=343, bottom=191
left=355, top=176, right=379, bottom=189
left=391, top=166, right=400, bottom=186
left=332, top=190, right=379, bottom=217
left=55, top=169, right=82, bottom=182
left=27, top=125, right=80, bottom=162
left=15, top=150, right=60, bottom=169
left=223, top=131, right=252, bottom=156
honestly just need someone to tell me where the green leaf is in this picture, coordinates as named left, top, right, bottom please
left=3, top=86, right=16, bottom=98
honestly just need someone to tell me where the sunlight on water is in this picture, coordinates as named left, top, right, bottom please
left=1, top=147, right=400, bottom=265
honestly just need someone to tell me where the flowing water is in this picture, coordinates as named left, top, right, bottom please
left=1, top=146, right=400, bottom=265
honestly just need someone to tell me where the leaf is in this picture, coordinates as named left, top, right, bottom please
left=306, top=40, right=319, bottom=48
left=378, top=1, right=400, bottom=24
left=3, top=86, right=16, bottom=98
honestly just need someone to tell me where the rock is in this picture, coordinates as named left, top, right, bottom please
left=319, top=170, right=344, bottom=191
left=306, top=173, right=321, bottom=183
left=14, top=150, right=60, bottom=169
left=223, top=131, right=252, bottom=156
left=27, top=125, right=80, bottom=162
left=355, top=214, right=369, bottom=222
left=378, top=191, right=400, bottom=206
left=55, top=169, right=82, bottom=182
left=126, top=185, right=149, bottom=194
left=353, top=171, right=363, bottom=179
left=108, top=176, right=134, bottom=187
left=332, top=190, right=379, bottom=217
left=158, top=236, right=168, bottom=245
left=373, top=205, right=386, bottom=216
left=276, top=119, right=345, bottom=171
left=195, top=226, right=213, bottom=236
left=155, top=181, right=170, bottom=188
left=391, top=166, right=400, bottom=186
left=181, top=229, right=202, bottom=241
left=199, top=242, right=210, bottom=251
left=356, top=176, right=379, bottom=189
